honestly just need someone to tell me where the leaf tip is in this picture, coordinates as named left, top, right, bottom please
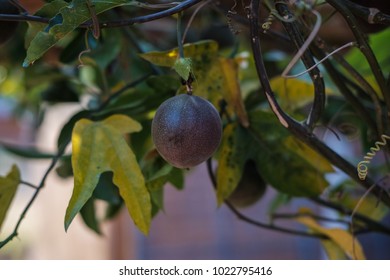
left=22, top=60, right=31, bottom=68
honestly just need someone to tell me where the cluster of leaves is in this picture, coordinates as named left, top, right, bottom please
left=0, top=0, right=389, bottom=259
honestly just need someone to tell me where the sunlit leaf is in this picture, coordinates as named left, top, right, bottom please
left=270, top=77, right=334, bottom=111
left=0, top=165, right=20, bottom=230
left=296, top=215, right=365, bottom=260
left=24, top=0, right=140, bottom=66
left=66, top=114, right=151, bottom=234
left=139, top=40, right=218, bottom=67
left=283, top=136, right=334, bottom=173
left=216, top=123, right=251, bottom=205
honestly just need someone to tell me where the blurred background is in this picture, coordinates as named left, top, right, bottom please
left=0, top=0, right=390, bottom=260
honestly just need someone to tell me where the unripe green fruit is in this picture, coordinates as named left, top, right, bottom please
left=151, top=93, right=222, bottom=169
left=227, top=160, right=267, bottom=208
left=0, top=0, right=20, bottom=45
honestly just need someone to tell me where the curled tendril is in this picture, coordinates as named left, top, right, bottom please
left=262, top=12, right=275, bottom=31
left=227, top=0, right=241, bottom=35
left=357, top=134, right=390, bottom=180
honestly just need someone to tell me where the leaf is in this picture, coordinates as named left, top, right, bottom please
left=219, top=58, right=249, bottom=127
left=93, top=172, right=121, bottom=204
left=249, top=110, right=329, bottom=197
left=146, top=164, right=173, bottom=192
left=139, top=40, right=218, bottom=67
left=57, top=110, right=90, bottom=150
left=270, top=77, right=334, bottom=111
left=283, top=136, right=334, bottom=173
left=0, top=165, right=20, bottom=231
left=296, top=215, right=366, bottom=260
left=24, top=0, right=68, bottom=49
left=320, top=239, right=348, bottom=260
left=66, top=114, right=151, bottom=234
left=173, top=58, right=192, bottom=80
left=1, top=144, right=57, bottom=159
left=328, top=181, right=389, bottom=221
left=79, top=197, right=101, bottom=235
left=24, top=0, right=139, bottom=66
left=216, top=123, right=251, bottom=205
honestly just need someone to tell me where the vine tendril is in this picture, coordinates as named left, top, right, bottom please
left=357, top=135, right=390, bottom=180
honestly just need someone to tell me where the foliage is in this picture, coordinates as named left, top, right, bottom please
left=0, top=0, right=389, bottom=259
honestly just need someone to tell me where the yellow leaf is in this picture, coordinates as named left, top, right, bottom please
left=139, top=40, right=218, bottom=67
left=216, top=123, right=251, bottom=205
left=296, top=215, right=366, bottom=260
left=270, top=77, right=334, bottom=110
left=67, top=114, right=151, bottom=234
left=284, top=136, right=334, bottom=173
left=219, top=58, right=249, bottom=127
left=321, top=239, right=348, bottom=260
left=0, top=165, right=20, bottom=231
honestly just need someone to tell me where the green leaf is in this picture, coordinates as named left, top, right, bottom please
left=216, top=123, right=251, bottom=205
left=66, top=114, right=151, bottom=234
left=249, top=110, right=329, bottom=197
left=1, top=144, right=57, bottom=159
left=146, top=164, right=173, bottom=191
left=79, top=197, right=101, bottom=235
left=93, top=172, right=121, bottom=204
left=25, top=0, right=68, bottom=49
left=173, top=58, right=192, bottom=80
left=24, top=0, right=139, bottom=66
left=0, top=165, right=20, bottom=230
left=296, top=215, right=366, bottom=260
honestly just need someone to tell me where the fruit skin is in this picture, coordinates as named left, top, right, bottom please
left=0, top=0, right=20, bottom=45
left=227, top=160, right=267, bottom=208
left=151, top=94, right=222, bottom=169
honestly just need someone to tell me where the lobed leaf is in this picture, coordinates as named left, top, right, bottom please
left=66, top=114, right=151, bottom=234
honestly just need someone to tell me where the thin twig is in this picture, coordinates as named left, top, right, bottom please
left=0, top=0, right=205, bottom=28
left=19, top=180, right=38, bottom=190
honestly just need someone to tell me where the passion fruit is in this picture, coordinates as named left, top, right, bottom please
left=227, top=160, right=267, bottom=208
left=151, top=93, right=222, bottom=169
